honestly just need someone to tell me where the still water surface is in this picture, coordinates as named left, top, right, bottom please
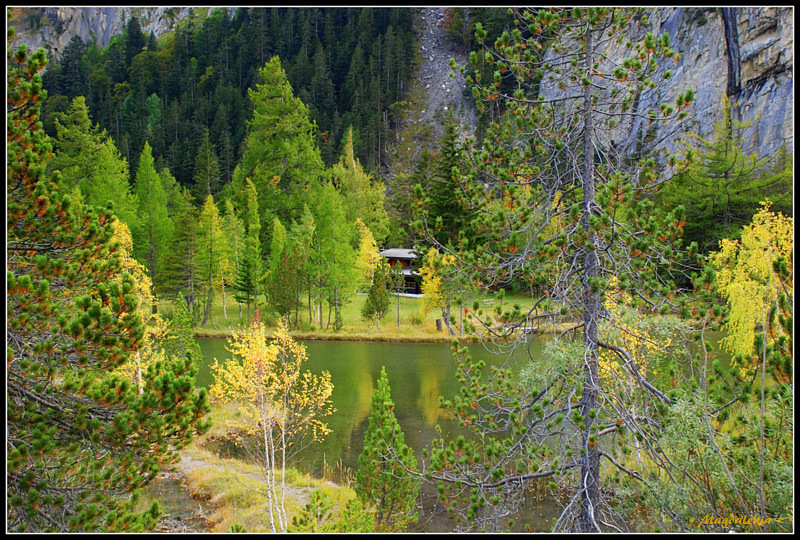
left=192, top=332, right=729, bottom=531
left=197, top=338, right=498, bottom=475
left=196, top=336, right=561, bottom=531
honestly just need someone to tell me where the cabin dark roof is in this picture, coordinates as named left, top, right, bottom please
left=379, top=248, right=419, bottom=260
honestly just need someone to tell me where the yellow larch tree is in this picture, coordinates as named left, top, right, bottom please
left=110, top=219, right=169, bottom=393
left=709, top=202, right=793, bottom=382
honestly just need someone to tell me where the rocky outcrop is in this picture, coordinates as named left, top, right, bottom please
left=8, top=7, right=233, bottom=59
left=9, top=7, right=792, bottom=161
left=607, top=8, right=792, bottom=161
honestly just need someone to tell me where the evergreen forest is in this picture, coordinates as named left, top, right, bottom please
left=8, top=6, right=793, bottom=534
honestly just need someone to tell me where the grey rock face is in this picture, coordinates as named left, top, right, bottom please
left=607, top=8, right=791, bottom=160
left=9, top=7, right=792, bottom=161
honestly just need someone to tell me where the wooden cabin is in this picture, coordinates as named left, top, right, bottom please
left=379, top=248, right=421, bottom=294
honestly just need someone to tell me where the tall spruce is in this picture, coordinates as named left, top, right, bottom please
left=161, top=187, right=200, bottom=316
left=7, top=32, right=209, bottom=532
left=424, top=112, right=473, bottom=248
left=192, top=128, right=223, bottom=201
left=230, top=55, right=326, bottom=244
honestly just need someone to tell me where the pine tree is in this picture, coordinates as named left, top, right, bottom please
left=418, top=8, right=695, bottom=532
left=7, top=32, right=209, bottom=532
left=425, top=112, right=473, bottom=248
left=192, top=128, right=223, bottom=201
left=124, top=15, right=146, bottom=64
left=355, top=367, right=420, bottom=531
left=161, top=187, right=200, bottom=317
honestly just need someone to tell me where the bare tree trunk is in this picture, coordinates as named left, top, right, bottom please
left=441, top=304, right=454, bottom=336
left=220, top=259, right=228, bottom=320
left=149, top=226, right=158, bottom=315
left=578, top=23, right=601, bottom=534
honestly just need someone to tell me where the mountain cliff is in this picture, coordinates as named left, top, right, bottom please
left=8, top=6, right=793, bottom=162
left=8, top=7, right=231, bottom=55
left=609, top=7, right=793, bottom=161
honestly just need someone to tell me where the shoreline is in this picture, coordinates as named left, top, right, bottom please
left=193, top=328, right=479, bottom=344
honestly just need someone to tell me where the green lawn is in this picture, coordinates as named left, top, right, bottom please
left=157, top=290, right=537, bottom=342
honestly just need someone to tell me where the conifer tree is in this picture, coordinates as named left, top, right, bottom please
left=49, top=96, right=139, bottom=229
left=7, top=32, right=209, bottom=532
left=197, top=194, right=226, bottom=328
left=221, top=199, right=246, bottom=320
left=355, top=367, right=420, bottom=531
left=361, top=258, right=392, bottom=331
left=232, top=253, right=255, bottom=322
left=161, top=187, right=200, bottom=317
left=231, top=55, right=326, bottom=239
left=655, top=95, right=793, bottom=254
left=192, top=128, right=223, bottom=200
left=308, top=182, right=357, bottom=330
left=244, top=178, right=262, bottom=300
left=265, top=217, right=293, bottom=317
left=232, top=179, right=261, bottom=322
left=163, top=293, right=202, bottom=367
left=333, top=127, right=390, bottom=244
left=132, top=142, right=173, bottom=313
left=417, top=8, right=695, bottom=532
left=423, top=112, right=473, bottom=248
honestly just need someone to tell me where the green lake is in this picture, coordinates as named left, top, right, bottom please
left=196, top=336, right=562, bottom=531
left=196, top=338, right=522, bottom=476
left=192, top=331, right=731, bottom=532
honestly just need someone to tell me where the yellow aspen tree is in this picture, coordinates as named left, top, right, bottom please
left=209, top=318, right=335, bottom=532
left=420, top=248, right=460, bottom=335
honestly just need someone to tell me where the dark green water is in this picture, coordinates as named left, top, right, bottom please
left=193, top=332, right=731, bottom=532
left=196, top=338, right=489, bottom=475
left=196, top=336, right=562, bottom=531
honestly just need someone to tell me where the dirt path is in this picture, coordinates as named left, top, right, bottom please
left=147, top=443, right=331, bottom=532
